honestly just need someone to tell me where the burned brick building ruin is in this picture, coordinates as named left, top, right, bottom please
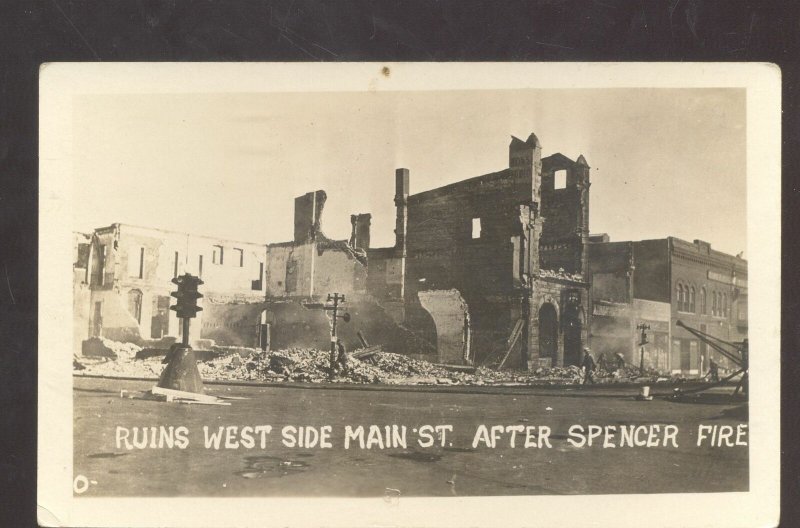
left=367, top=133, right=591, bottom=369
left=73, top=131, right=745, bottom=372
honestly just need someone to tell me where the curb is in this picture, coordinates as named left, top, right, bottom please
left=73, top=373, right=736, bottom=397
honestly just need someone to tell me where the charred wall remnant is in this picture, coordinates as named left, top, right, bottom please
left=539, top=154, right=591, bottom=277
left=294, top=190, right=327, bottom=244
left=267, top=190, right=369, bottom=302
left=349, top=213, right=371, bottom=251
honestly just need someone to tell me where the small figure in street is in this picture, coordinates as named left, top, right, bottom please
left=705, top=359, right=720, bottom=383
left=597, top=352, right=607, bottom=373
left=335, top=338, right=349, bottom=373
left=734, top=338, right=749, bottom=395
left=615, top=351, right=626, bottom=370
left=581, top=347, right=596, bottom=385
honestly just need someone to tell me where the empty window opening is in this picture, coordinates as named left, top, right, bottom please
left=235, top=248, right=244, bottom=267
left=472, top=218, right=481, bottom=239
left=198, top=255, right=203, bottom=278
left=212, top=245, right=224, bottom=265
left=128, top=246, right=144, bottom=278
left=97, top=245, right=107, bottom=285
left=173, top=251, right=180, bottom=278
left=554, top=170, right=567, bottom=189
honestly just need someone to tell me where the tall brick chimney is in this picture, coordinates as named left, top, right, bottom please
left=509, top=133, right=542, bottom=204
left=394, top=168, right=409, bottom=255
left=293, top=190, right=327, bottom=244
left=349, top=213, right=372, bottom=250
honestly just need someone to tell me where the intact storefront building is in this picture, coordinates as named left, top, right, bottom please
left=589, top=236, right=747, bottom=375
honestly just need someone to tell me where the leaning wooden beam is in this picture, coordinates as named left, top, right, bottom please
left=498, top=319, right=524, bottom=370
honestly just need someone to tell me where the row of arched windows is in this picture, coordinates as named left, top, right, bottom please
left=676, top=282, right=728, bottom=317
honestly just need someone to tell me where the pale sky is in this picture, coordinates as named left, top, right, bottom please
left=73, top=88, right=746, bottom=255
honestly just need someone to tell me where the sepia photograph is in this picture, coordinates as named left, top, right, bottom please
left=38, top=63, right=780, bottom=527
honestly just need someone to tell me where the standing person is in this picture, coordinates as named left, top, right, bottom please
left=705, top=359, right=720, bottom=382
left=581, top=347, right=596, bottom=385
left=335, top=338, right=349, bottom=374
left=615, top=351, right=626, bottom=370
left=597, top=352, right=608, bottom=373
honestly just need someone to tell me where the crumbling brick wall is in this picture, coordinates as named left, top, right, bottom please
left=294, top=190, right=326, bottom=244
left=366, top=248, right=403, bottom=302
left=402, top=170, right=532, bottom=365
left=539, top=154, right=590, bottom=276
left=389, top=135, right=594, bottom=369
left=417, top=289, right=471, bottom=365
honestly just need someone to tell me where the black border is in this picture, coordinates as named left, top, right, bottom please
left=1, top=1, right=798, bottom=526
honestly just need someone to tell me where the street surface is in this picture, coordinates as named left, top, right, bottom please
left=74, top=377, right=748, bottom=497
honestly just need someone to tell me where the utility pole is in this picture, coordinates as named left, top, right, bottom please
left=325, top=293, right=350, bottom=375
left=327, top=293, right=346, bottom=372
left=637, top=323, right=650, bottom=375
left=302, top=292, right=350, bottom=375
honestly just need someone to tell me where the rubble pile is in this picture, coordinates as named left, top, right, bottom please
left=595, top=365, right=671, bottom=384
left=537, top=268, right=584, bottom=282
left=74, top=339, right=162, bottom=378
left=74, top=339, right=672, bottom=386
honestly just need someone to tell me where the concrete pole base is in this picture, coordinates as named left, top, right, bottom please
left=157, top=344, right=205, bottom=394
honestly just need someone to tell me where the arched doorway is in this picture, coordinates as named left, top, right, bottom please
left=538, top=303, right=558, bottom=365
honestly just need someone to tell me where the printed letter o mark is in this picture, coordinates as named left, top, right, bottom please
left=73, top=475, right=90, bottom=494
